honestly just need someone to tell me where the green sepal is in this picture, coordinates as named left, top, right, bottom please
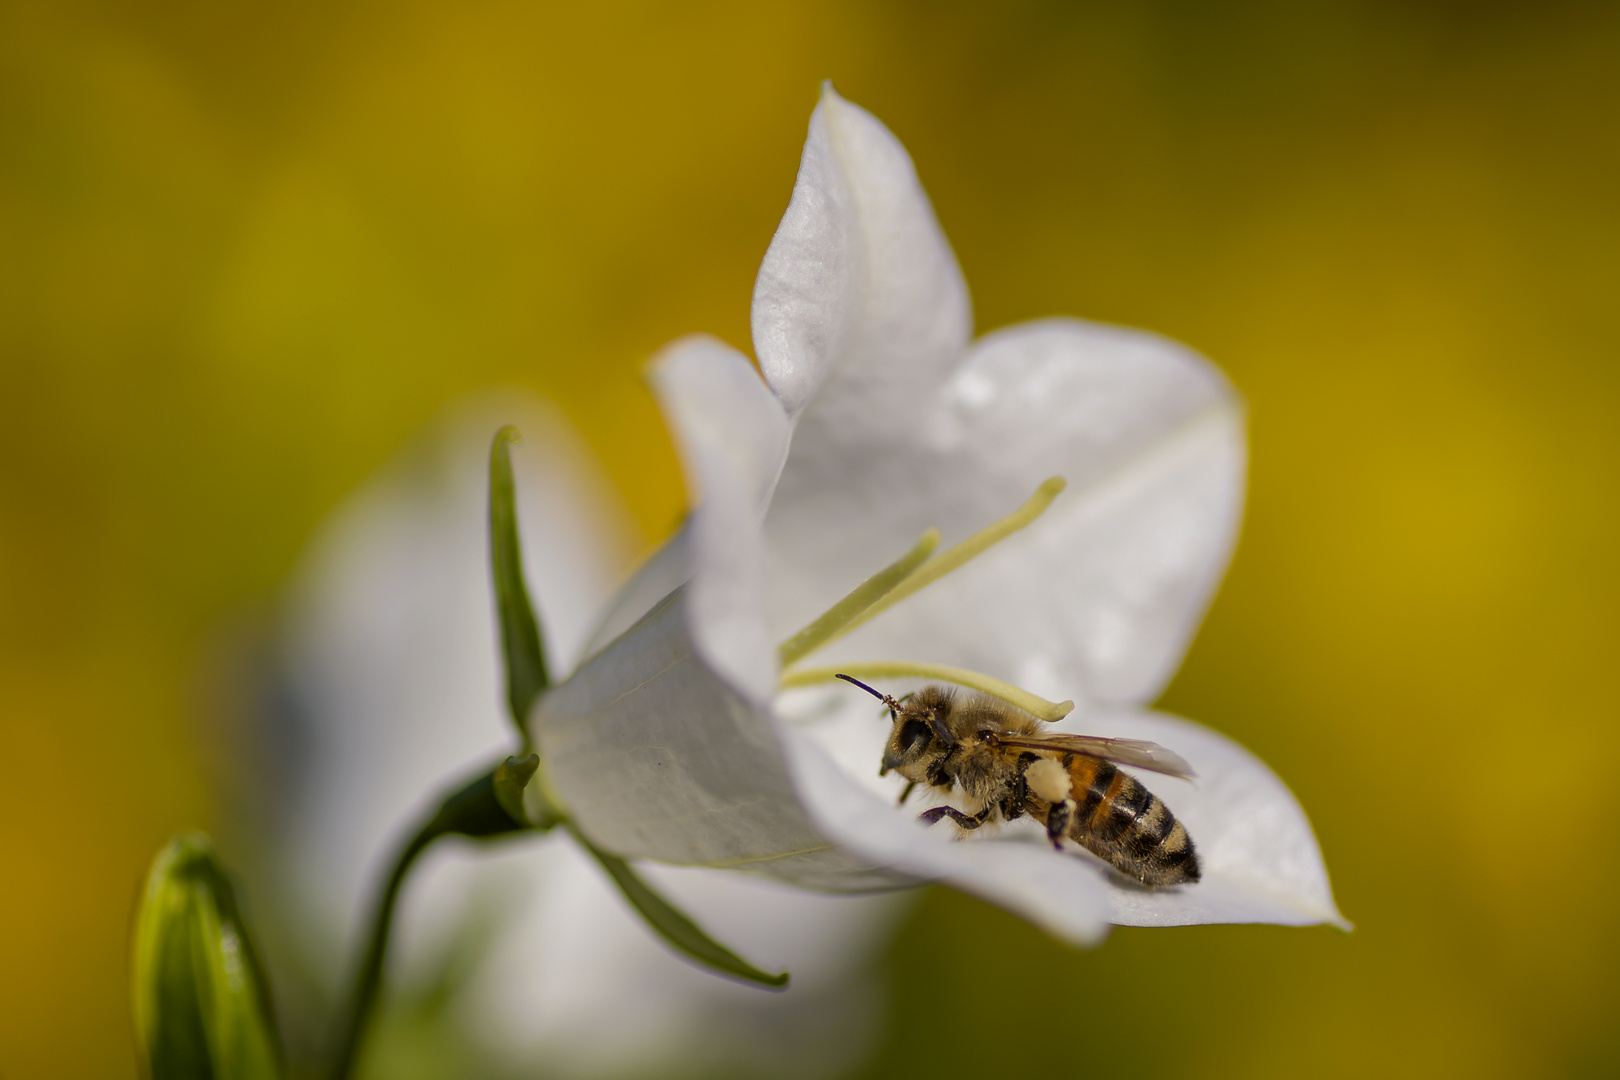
left=427, top=756, right=545, bottom=840
left=487, top=428, right=783, bottom=991
left=492, top=754, right=541, bottom=827
left=489, top=426, right=550, bottom=730
left=569, top=825, right=790, bottom=990
left=133, top=833, right=282, bottom=1080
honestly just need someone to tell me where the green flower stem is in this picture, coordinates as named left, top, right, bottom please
left=327, top=757, right=539, bottom=1080
left=326, top=822, right=434, bottom=1080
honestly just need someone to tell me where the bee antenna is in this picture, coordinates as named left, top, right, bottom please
left=834, top=672, right=886, bottom=700
left=834, top=673, right=901, bottom=717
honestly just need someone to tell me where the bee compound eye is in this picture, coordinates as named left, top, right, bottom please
left=899, top=720, right=930, bottom=753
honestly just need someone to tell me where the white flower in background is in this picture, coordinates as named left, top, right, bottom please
left=266, top=399, right=906, bottom=1077
left=537, top=84, right=1345, bottom=941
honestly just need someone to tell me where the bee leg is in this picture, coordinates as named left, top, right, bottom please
left=897, top=780, right=918, bottom=806
left=917, top=806, right=991, bottom=830
left=1045, top=799, right=1077, bottom=850
left=1000, top=770, right=1029, bottom=822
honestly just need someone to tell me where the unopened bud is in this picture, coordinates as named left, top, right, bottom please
left=132, top=833, right=281, bottom=1080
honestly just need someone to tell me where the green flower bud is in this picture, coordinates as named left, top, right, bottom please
left=132, top=833, right=281, bottom=1080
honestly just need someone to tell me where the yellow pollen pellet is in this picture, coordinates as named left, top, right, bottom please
left=1025, top=757, right=1071, bottom=803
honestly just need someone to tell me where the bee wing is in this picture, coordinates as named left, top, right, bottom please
left=993, top=733, right=1197, bottom=780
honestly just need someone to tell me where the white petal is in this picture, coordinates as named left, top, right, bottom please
left=753, top=84, right=971, bottom=421
left=261, top=394, right=635, bottom=979
left=767, top=318, right=1244, bottom=707
left=1053, top=709, right=1346, bottom=928
left=748, top=89, right=860, bottom=418
left=646, top=335, right=792, bottom=703
left=537, top=588, right=909, bottom=890
left=540, top=336, right=907, bottom=887
left=576, top=523, right=690, bottom=662
left=775, top=687, right=1343, bottom=933
left=778, top=716, right=1112, bottom=946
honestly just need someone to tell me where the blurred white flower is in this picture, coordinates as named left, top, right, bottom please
left=264, top=398, right=906, bottom=1077
left=537, top=84, right=1345, bottom=943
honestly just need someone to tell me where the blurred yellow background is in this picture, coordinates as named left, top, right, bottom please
left=3, top=0, right=1618, bottom=1076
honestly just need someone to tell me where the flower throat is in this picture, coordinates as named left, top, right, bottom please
left=775, top=475, right=1073, bottom=721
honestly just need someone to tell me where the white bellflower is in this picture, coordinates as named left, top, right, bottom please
left=536, top=85, right=1344, bottom=943
left=266, top=84, right=1341, bottom=1079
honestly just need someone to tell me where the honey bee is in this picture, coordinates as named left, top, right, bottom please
left=836, top=674, right=1200, bottom=887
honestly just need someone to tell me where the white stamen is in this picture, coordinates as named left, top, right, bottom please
left=777, top=528, right=940, bottom=668
left=819, top=476, right=1066, bottom=646
left=775, top=477, right=1075, bottom=725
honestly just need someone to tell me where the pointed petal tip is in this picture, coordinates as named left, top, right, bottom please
left=810, top=81, right=885, bottom=145
left=1316, top=899, right=1353, bottom=933
left=818, top=80, right=860, bottom=116
left=642, top=332, right=732, bottom=382
left=1267, top=891, right=1352, bottom=933
left=1286, top=902, right=1352, bottom=934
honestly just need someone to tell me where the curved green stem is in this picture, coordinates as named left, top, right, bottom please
left=326, top=822, right=437, bottom=1080
left=326, top=758, right=538, bottom=1080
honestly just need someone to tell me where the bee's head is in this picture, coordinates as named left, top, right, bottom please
left=882, top=693, right=950, bottom=775
left=836, top=675, right=955, bottom=776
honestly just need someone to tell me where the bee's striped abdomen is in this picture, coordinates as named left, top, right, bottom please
left=1062, top=756, right=1199, bottom=887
